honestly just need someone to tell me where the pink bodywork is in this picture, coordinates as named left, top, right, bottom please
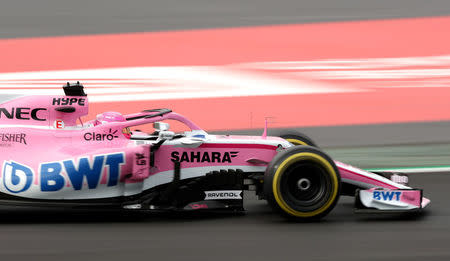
left=363, top=188, right=426, bottom=208
left=0, top=94, right=430, bottom=206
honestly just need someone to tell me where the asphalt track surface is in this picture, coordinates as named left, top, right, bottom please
left=1, top=0, right=450, bottom=38
left=0, top=176, right=445, bottom=261
left=2, top=1, right=450, bottom=261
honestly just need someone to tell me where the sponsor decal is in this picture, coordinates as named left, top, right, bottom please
left=84, top=129, right=119, bottom=141
left=402, top=193, right=417, bottom=202
left=123, top=204, right=142, bottom=209
left=135, top=153, right=147, bottom=166
left=132, top=152, right=149, bottom=180
left=204, top=190, right=242, bottom=200
left=171, top=151, right=238, bottom=163
left=52, top=97, right=86, bottom=106
left=0, top=107, right=46, bottom=121
left=189, top=203, right=208, bottom=209
left=390, top=174, right=409, bottom=185
left=0, top=133, right=27, bottom=146
left=373, top=191, right=401, bottom=201
left=2, top=161, right=34, bottom=193
left=0, top=153, right=125, bottom=193
left=54, top=119, right=65, bottom=129
left=276, top=144, right=284, bottom=152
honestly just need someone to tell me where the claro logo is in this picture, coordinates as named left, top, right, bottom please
left=84, top=129, right=119, bottom=141
left=0, top=108, right=46, bottom=121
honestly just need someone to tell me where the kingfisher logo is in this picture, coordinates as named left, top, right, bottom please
left=1, top=153, right=125, bottom=194
left=0, top=133, right=27, bottom=146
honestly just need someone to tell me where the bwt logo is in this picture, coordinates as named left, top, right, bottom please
left=1, top=153, right=125, bottom=194
left=373, top=191, right=402, bottom=201
left=3, top=161, right=34, bottom=193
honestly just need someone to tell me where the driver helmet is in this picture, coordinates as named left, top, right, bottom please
left=94, top=112, right=131, bottom=139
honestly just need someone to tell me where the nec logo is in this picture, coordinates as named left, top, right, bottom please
left=0, top=108, right=46, bottom=121
left=52, top=98, right=86, bottom=106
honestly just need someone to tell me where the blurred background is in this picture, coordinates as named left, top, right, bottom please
left=1, top=0, right=450, bottom=260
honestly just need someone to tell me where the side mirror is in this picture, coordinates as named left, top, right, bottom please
left=157, top=130, right=175, bottom=141
left=154, top=122, right=170, bottom=131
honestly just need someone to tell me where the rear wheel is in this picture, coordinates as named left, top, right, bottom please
left=264, top=146, right=340, bottom=220
left=273, top=131, right=318, bottom=147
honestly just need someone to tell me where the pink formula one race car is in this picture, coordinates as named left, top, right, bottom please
left=0, top=82, right=430, bottom=220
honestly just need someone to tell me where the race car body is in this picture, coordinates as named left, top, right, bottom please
left=0, top=82, right=430, bottom=220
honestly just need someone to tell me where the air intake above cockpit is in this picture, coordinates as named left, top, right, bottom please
left=63, top=81, right=87, bottom=96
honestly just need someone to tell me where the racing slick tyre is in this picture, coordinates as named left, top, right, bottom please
left=264, top=146, right=341, bottom=221
left=273, top=131, right=318, bottom=147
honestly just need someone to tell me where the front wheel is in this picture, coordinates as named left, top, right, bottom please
left=264, top=146, right=340, bottom=220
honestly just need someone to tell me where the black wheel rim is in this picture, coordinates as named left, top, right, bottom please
left=279, top=161, right=333, bottom=212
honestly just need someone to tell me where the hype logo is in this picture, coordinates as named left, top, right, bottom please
left=2, top=161, right=33, bottom=193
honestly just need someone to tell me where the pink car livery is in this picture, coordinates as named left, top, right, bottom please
left=0, top=82, right=429, bottom=220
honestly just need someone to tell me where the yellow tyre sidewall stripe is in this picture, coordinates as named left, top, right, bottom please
left=286, top=138, right=309, bottom=146
left=272, top=152, right=339, bottom=218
